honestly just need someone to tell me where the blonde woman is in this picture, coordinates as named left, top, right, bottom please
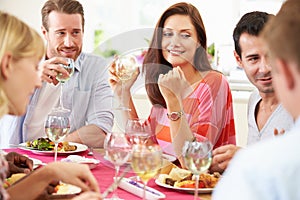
left=0, top=11, right=102, bottom=200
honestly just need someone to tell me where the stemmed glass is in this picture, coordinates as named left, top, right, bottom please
left=55, top=57, right=75, bottom=112
left=104, top=132, right=131, bottom=200
left=125, top=119, right=152, bottom=145
left=44, top=110, right=70, bottom=162
left=182, top=140, right=213, bottom=200
left=114, top=55, right=138, bottom=111
left=131, top=144, right=162, bottom=200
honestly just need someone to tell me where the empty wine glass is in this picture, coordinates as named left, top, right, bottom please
left=44, top=110, right=70, bottom=162
left=55, top=57, right=75, bottom=112
left=104, top=132, right=131, bottom=200
left=182, top=140, right=213, bottom=200
left=125, top=119, right=152, bottom=145
left=131, top=144, right=162, bottom=200
left=114, top=55, right=138, bottom=111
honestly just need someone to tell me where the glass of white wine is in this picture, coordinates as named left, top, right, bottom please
left=104, top=132, right=131, bottom=200
left=55, top=57, right=75, bottom=112
left=115, top=55, right=138, bottom=111
left=131, top=144, right=162, bottom=200
left=182, top=140, right=213, bottom=200
left=44, top=110, right=70, bottom=162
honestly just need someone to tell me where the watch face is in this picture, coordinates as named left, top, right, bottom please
left=170, top=112, right=179, bottom=120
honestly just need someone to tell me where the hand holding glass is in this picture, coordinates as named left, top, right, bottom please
left=182, top=140, right=212, bottom=200
left=55, top=58, right=75, bottom=112
left=115, top=55, right=138, bottom=111
left=45, top=110, right=70, bottom=162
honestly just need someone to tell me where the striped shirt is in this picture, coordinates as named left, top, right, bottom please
left=148, top=71, right=236, bottom=155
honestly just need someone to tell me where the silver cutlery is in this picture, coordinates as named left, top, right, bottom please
left=101, top=165, right=131, bottom=198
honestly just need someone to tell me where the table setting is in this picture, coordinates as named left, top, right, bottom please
left=3, top=138, right=213, bottom=200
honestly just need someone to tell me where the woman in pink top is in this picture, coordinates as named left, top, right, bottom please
left=109, top=2, right=235, bottom=164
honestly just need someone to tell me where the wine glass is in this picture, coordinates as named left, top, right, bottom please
left=114, top=55, right=138, bottom=111
left=55, top=57, right=75, bottom=112
left=131, top=144, right=162, bottom=200
left=125, top=119, right=152, bottom=145
left=182, top=140, right=213, bottom=200
left=44, top=110, right=71, bottom=162
left=104, top=132, right=131, bottom=200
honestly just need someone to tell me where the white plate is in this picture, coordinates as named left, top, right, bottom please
left=162, top=153, right=176, bottom=162
left=30, top=157, right=43, bottom=169
left=61, top=155, right=100, bottom=169
left=19, top=142, right=88, bottom=155
left=155, top=179, right=213, bottom=194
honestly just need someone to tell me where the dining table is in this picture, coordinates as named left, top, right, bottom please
left=4, top=147, right=212, bottom=200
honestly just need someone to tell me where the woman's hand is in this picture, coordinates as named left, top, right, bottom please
left=158, top=66, right=192, bottom=105
left=108, top=56, right=139, bottom=97
left=45, top=162, right=99, bottom=193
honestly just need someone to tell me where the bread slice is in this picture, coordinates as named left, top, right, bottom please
left=169, top=167, right=192, bottom=181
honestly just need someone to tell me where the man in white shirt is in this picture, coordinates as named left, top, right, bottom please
left=213, top=0, right=300, bottom=199
left=210, top=11, right=293, bottom=173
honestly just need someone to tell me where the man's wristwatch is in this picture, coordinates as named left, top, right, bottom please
left=167, top=111, right=184, bottom=121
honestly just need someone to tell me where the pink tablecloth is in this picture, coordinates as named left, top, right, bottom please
left=4, top=148, right=205, bottom=200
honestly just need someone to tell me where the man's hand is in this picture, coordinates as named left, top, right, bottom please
left=211, top=144, right=241, bottom=172
left=40, top=57, right=70, bottom=85
left=5, top=152, right=33, bottom=177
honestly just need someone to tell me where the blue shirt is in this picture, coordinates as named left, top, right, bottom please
left=1, top=52, right=114, bottom=147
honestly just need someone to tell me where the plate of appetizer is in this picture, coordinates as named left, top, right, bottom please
left=19, top=137, right=88, bottom=155
left=155, top=167, right=220, bottom=194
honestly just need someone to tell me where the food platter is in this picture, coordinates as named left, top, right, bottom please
left=155, top=179, right=213, bottom=194
left=18, top=142, right=88, bottom=155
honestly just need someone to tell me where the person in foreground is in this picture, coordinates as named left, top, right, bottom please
left=109, top=2, right=236, bottom=164
left=0, top=0, right=113, bottom=148
left=0, top=11, right=102, bottom=200
left=213, top=0, right=300, bottom=199
left=211, top=11, right=294, bottom=172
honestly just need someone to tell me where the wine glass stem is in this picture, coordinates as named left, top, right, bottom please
left=142, top=181, right=148, bottom=200
left=194, top=174, right=200, bottom=200
left=111, top=165, right=120, bottom=198
left=59, top=83, right=64, bottom=109
left=54, top=142, right=58, bottom=162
